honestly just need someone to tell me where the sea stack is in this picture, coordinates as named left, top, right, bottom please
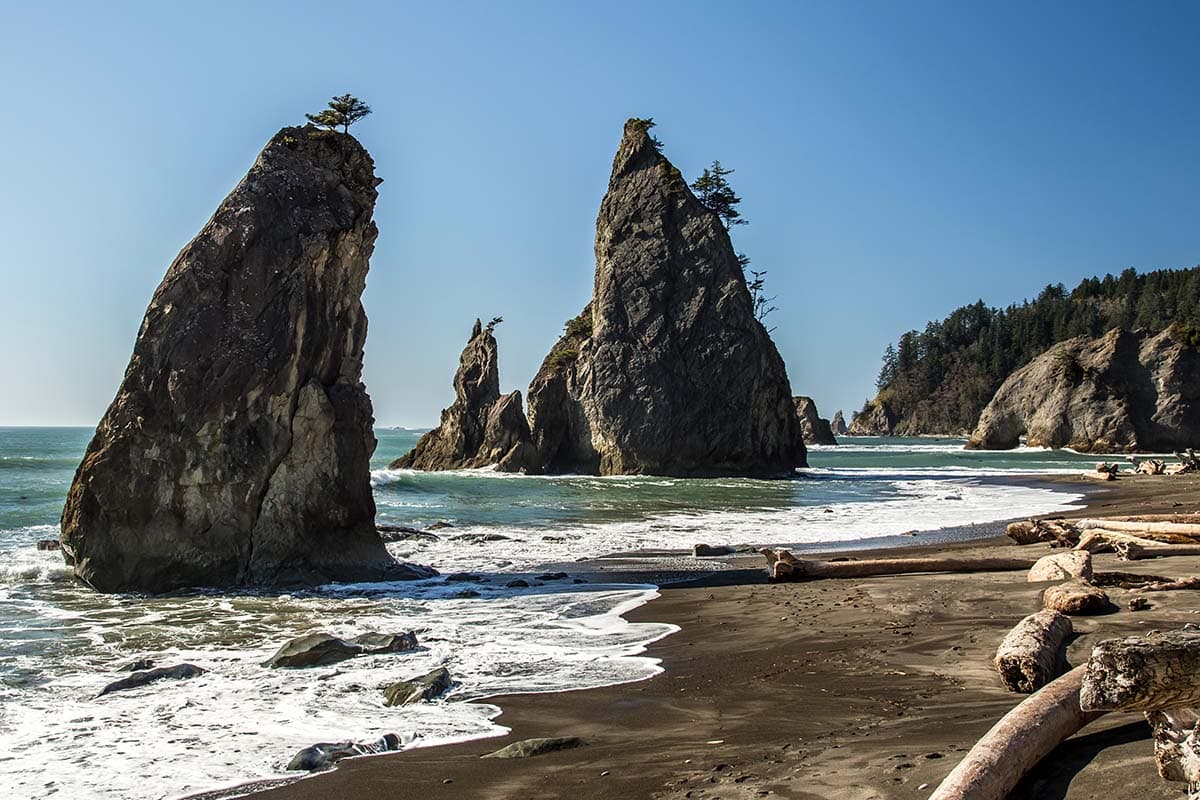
left=525, top=119, right=806, bottom=476
left=390, top=319, right=536, bottom=472
left=848, top=400, right=897, bottom=436
left=793, top=397, right=837, bottom=445
left=60, top=125, right=431, bottom=593
left=967, top=328, right=1200, bottom=452
left=831, top=410, right=848, bottom=436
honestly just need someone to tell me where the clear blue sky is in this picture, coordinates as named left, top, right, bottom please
left=2, top=1, right=1198, bottom=427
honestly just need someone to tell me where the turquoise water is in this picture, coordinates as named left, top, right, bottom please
left=0, top=426, right=1104, bottom=800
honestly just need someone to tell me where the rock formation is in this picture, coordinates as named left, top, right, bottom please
left=967, top=328, right=1200, bottom=452
left=60, top=125, right=432, bottom=593
left=831, top=410, right=848, bottom=436
left=848, top=400, right=897, bottom=436
left=390, top=320, right=536, bottom=472
left=524, top=119, right=806, bottom=476
left=793, top=396, right=837, bottom=445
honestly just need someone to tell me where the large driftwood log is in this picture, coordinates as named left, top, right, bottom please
left=1042, top=581, right=1109, bottom=614
left=1081, top=631, right=1200, bottom=793
left=1028, top=551, right=1092, bottom=582
left=1006, top=519, right=1078, bottom=547
left=1077, top=528, right=1200, bottom=552
left=1120, top=542, right=1200, bottom=561
left=994, top=610, right=1072, bottom=693
left=758, top=549, right=1036, bottom=583
left=1076, top=519, right=1200, bottom=538
left=928, top=665, right=1104, bottom=800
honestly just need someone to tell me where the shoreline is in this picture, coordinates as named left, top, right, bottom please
left=209, top=471, right=1200, bottom=800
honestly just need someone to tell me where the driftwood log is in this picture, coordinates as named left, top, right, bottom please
left=1077, top=528, right=1200, bottom=552
left=758, top=549, right=1036, bottom=583
left=1006, top=519, right=1079, bottom=547
left=1076, top=518, right=1200, bottom=538
left=1042, top=581, right=1109, bottom=614
left=993, top=610, right=1072, bottom=693
left=1028, top=551, right=1092, bottom=582
left=928, top=665, right=1104, bottom=800
left=1081, top=631, right=1200, bottom=793
left=1134, top=577, right=1200, bottom=593
left=1120, top=542, right=1200, bottom=561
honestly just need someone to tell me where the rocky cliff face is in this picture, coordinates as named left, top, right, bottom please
left=831, top=410, right=848, bottom=436
left=391, top=320, right=535, bottom=472
left=848, top=400, right=897, bottom=436
left=60, top=125, right=431, bottom=593
left=524, top=120, right=806, bottom=477
left=793, top=397, right=837, bottom=445
left=967, top=328, right=1200, bottom=452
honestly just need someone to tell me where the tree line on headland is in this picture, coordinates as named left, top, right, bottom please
left=867, top=266, right=1200, bottom=435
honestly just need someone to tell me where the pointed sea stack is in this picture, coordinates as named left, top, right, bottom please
left=793, top=397, right=837, bottom=445
left=390, top=320, right=536, bottom=472
left=525, top=119, right=806, bottom=476
left=831, top=410, right=848, bottom=436
left=60, top=125, right=432, bottom=593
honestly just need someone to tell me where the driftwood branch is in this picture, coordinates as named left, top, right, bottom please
left=1075, top=519, right=1200, bottom=538
left=994, top=610, right=1072, bottom=693
left=758, top=549, right=1035, bottom=583
left=928, top=665, right=1104, bottom=800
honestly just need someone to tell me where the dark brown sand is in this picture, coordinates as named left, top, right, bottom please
left=236, top=473, right=1200, bottom=800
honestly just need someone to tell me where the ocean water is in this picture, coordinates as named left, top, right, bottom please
left=0, top=427, right=1103, bottom=800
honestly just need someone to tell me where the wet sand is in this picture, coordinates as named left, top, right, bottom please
left=237, top=473, right=1200, bottom=800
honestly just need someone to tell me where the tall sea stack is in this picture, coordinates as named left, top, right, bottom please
left=525, top=119, right=806, bottom=476
left=390, top=319, right=536, bottom=472
left=60, top=125, right=430, bottom=593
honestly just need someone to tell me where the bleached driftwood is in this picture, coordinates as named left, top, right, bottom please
left=1081, top=631, right=1200, bottom=793
left=1042, top=581, right=1109, bottom=614
left=1028, top=551, right=1092, bottom=582
left=1076, top=519, right=1200, bottom=538
left=1120, top=542, right=1200, bottom=561
left=758, top=549, right=1036, bottom=583
left=928, top=665, right=1104, bottom=800
left=1136, top=459, right=1167, bottom=475
left=1006, top=519, right=1079, bottom=547
left=1134, top=577, right=1200, bottom=593
left=1077, top=529, right=1200, bottom=554
left=994, top=610, right=1072, bottom=693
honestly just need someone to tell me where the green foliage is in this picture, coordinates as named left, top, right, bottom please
left=691, top=161, right=745, bottom=229
left=306, top=93, right=372, bottom=133
left=281, top=135, right=298, bottom=148
left=874, top=266, right=1200, bottom=434
left=628, top=117, right=663, bottom=152
left=548, top=348, right=580, bottom=369
left=564, top=312, right=592, bottom=339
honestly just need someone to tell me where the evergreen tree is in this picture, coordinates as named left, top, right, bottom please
left=691, top=161, right=746, bottom=229
left=306, top=94, right=372, bottom=133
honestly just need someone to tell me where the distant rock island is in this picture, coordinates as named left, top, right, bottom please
left=390, top=319, right=534, bottom=472
left=857, top=267, right=1200, bottom=450
left=793, top=397, right=837, bottom=445
left=831, top=410, right=848, bottom=436
left=523, top=119, right=806, bottom=476
left=60, top=125, right=431, bottom=593
left=968, top=327, right=1200, bottom=452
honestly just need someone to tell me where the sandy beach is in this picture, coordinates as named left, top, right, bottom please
left=214, top=473, right=1200, bottom=800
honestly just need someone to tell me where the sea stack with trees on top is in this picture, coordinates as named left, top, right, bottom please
left=522, top=118, right=806, bottom=476
left=60, top=108, right=432, bottom=593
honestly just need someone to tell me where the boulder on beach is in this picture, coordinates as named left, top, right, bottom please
left=524, top=119, right=806, bottom=476
left=98, top=664, right=205, bottom=697
left=265, top=631, right=418, bottom=668
left=793, top=396, right=837, bottom=445
left=382, top=666, right=453, bottom=706
left=287, top=733, right=403, bottom=771
left=968, top=327, right=1200, bottom=452
left=390, top=319, right=537, bottom=472
left=59, top=125, right=433, bottom=593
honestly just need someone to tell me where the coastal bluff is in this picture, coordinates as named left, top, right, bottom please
left=60, top=125, right=431, bottom=593
left=524, top=119, right=806, bottom=476
left=390, top=319, right=535, bottom=472
left=968, top=327, right=1200, bottom=452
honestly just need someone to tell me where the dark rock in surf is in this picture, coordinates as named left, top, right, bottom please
left=59, top=125, right=432, bottom=593
left=98, top=664, right=205, bottom=697
left=382, top=666, right=453, bottom=706
left=525, top=119, right=806, bottom=476
left=390, top=320, right=537, bottom=472
left=287, top=732, right=403, bottom=771
left=264, top=631, right=418, bottom=668
left=793, top=396, right=837, bottom=445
